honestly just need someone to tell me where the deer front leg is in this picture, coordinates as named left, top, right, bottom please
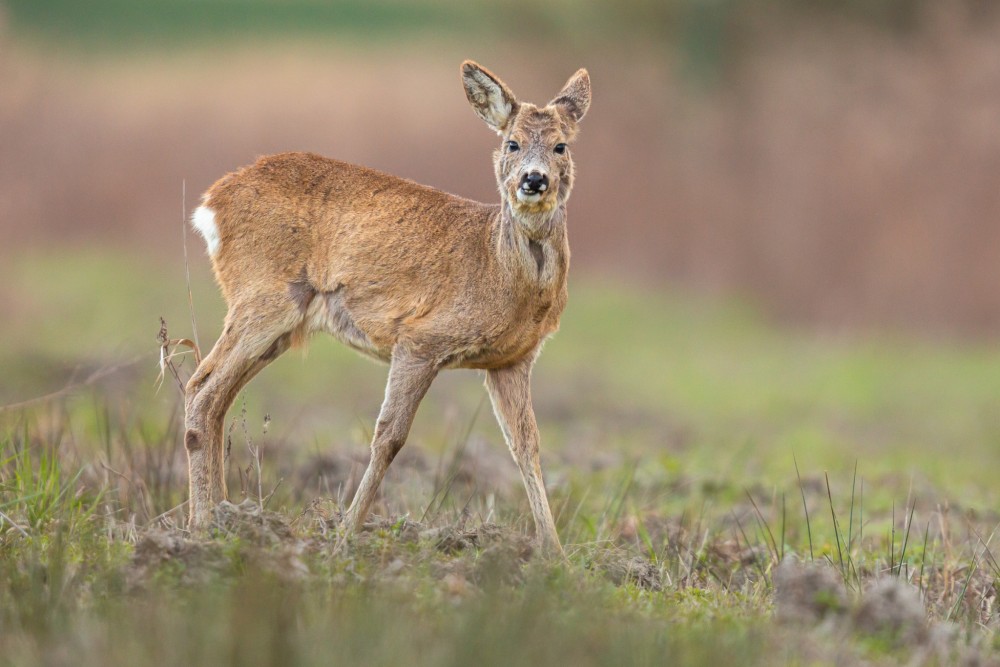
left=485, top=358, right=562, bottom=555
left=343, top=348, right=438, bottom=534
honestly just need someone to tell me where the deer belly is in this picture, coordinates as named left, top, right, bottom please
left=306, top=286, right=392, bottom=362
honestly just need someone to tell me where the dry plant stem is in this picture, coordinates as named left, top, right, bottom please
left=100, top=462, right=153, bottom=523
left=247, top=440, right=264, bottom=517
left=156, top=317, right=202, bottom=397
left=0, top=509, right=29, bottom=537
left=262, top=478, right=283, bottom=509
left=146, top=500, right=189, bottom=529
left=181, top=179, right=201, bottom=353
left=745, top=489, right=779, bottom=564
left=0, top=355, right=145, bottom=413
left=794, top=455, right=814, bottom=561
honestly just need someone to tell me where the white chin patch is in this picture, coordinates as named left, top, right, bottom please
left=191, top=205, right=220, bottom=256
left=516, top=190, right=542, bottom=203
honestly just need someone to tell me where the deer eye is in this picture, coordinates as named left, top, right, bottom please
left=506, top=140, right=520, bottom=152
left=554, top=143, right=568, bottom=155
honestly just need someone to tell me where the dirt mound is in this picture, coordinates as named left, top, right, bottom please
left=299, top=497, right=534, bottom=555
left=472, top=541, right=535, bottom=588
left=210, top=499, right=296, bottom=545
left=773, top=558, right=847, bottom=624
left=129, top=501, right=673, bottom=598
left=775, top=559, right=939, bottom=651
left=424, top=521, right=530, bottom=555
left=591, top=552, right=663, bottom=591
left=128, top=530, right=231, bottom=588
left=853, top=578, right=928, bottom=646
left=129, top=501, right=308, bottom=588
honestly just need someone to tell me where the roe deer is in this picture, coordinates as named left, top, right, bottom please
left=185, top=61, right=591, bottom=553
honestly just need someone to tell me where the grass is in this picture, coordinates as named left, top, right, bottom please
left=1, top=248, right=999, bottom=665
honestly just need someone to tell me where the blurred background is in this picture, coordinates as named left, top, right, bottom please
left=4, top=8, right=1000, bottom=655
left=2, top=0, right=998, bottom=334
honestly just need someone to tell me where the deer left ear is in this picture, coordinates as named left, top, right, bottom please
left=461, top=60, right=519, bottom=134
left=550, top=69, right=591, bottom=123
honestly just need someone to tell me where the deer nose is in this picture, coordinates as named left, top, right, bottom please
left=520, top=171, right=549, bottom=194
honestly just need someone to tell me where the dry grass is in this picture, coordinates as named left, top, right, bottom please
left=2, top=339, right=1000, bottom=666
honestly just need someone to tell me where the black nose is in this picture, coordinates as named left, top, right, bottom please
left=520, top=171, right=549, bottom=194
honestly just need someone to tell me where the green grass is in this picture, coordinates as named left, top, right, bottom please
left=1, top=248, right=999, bottom=665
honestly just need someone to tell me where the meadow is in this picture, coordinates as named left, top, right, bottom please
left=2, top=251, right=999, bottom=666
left=3, top=1, right=1000, bottom=664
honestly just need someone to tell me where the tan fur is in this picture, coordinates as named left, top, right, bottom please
left=184, top=61, right=591, bottom=553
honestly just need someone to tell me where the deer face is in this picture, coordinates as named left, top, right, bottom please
left=461, top=62, right=590, bottom=221
left=496, top=104, right=575, bottom=215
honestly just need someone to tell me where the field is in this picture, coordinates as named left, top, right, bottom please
left=3, top=1, right=1000, bottom=664
left=2, top=251, right=1000, bottom=666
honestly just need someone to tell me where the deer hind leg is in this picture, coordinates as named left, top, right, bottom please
left=343, top=348, right=438, bottom=534
left=485, top=359, right=562, bottom=554
left=184, top=300, right=300, bottom=529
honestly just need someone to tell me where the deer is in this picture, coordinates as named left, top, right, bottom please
left=184, top=60, right=591, bottom=554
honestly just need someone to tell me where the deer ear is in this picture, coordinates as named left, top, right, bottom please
left=461, top=61, right=518, bottom=134
left=550, top=68, right=591, bottom=123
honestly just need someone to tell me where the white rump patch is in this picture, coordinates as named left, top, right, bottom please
left=191, top=205, right=220, bottom=256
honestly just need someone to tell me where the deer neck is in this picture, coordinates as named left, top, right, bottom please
left=494, top=199, right=567, bottom=285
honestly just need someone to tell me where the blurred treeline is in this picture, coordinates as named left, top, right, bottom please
left=1, top=0, right=998, bottom=334
left=1, top=0, right=964, bottom=53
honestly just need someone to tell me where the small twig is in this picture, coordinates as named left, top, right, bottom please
left=146, top=500, right=189, bottom=528
left=241, top=401, right=265, bottom=518
left=156, top=318, right=201, bottom=396
left=890, top=501, right=896, bottom=576
left=100, top=461, right=134, bottom=486
left=731, top=510, right=768, bottom=583
left=917, top=521, right=931, bottom=598
left=745, top=489, right=779, bottom=564
left=182, top=179, right=201, bottom=353
left=794, top=455, right=814, bottom=561
left=262, top=478, right=284, bottom=509
left=897, top=500, right=916, bottom=578
left=0, top=509, right=30, bottom=537
left=254, top=450, right=263, bottom=515
left=0, top=355, right=146, bottom=413
left=780, top=492, right=786, bottom=562
left=100, top=461, right=154, bottom=523
left=947, top=549, right=980, bottom=622
left=968, top=521, right=1000, bottom=578
left=847, top=462, right=857, bottom=563
left=825, top=472, right=846, bottom=581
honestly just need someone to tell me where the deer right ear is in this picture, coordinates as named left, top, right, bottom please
left=461, top=61, right=518, bottom=134
left=550, top=68, right=591, bottom=123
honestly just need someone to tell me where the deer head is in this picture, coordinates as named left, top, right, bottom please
left=462, top=61, right=591, bottom=239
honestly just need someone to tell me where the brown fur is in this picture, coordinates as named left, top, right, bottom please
left=184, top=61, right=591, bottom=553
